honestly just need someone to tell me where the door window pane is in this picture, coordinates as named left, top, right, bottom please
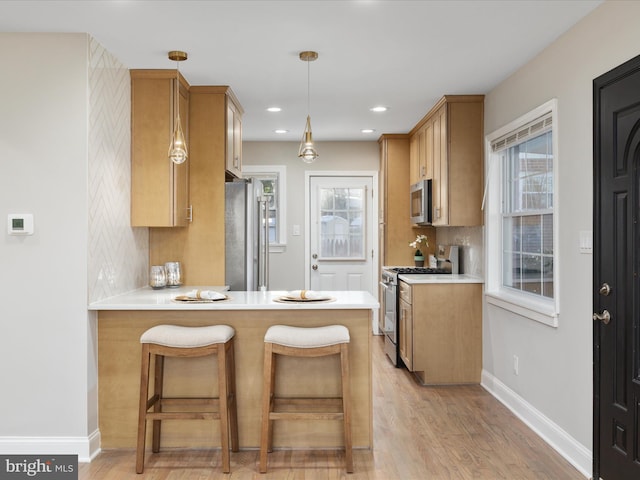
left=319, top=186, right=365, bottom=259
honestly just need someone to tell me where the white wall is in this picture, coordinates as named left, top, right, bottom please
left=481, top=1, right=640, bottom=476
left=243, top=141, right=378, bottom=290
left=0, top=33, right=145, bottom=460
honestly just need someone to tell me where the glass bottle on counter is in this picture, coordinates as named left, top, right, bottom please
left=149, top=265, right=167, bottom=289
left=165, top=261, right=182, bottom=287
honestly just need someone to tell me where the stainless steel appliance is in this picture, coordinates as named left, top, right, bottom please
left=380, top=245, right=459, bottom=366
left=435, top=245, right=459, bottom=274
left=380, top=265, right=450, bottom=366
left=410, top=179, right=432, bottom=225
left=225, top=179, right=269, bottom=291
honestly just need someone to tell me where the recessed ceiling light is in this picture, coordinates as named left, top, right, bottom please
left=370, top=106, right=388, bottom=113
left=267, top=107, right=282, bottom=112
left=274, top=129, right=289, bottom=134
left=361, top=129, right=376, bottom=134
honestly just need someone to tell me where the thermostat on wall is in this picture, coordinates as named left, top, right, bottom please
left=7, top=214, right=34, bottom=235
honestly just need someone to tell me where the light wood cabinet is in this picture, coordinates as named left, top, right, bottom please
left=409, top=95, right=484, bottom=226
left=378, top=135, right=434, bottom=268
left=409, top=121, right=434, bottom=185
left=399, top=280, right=482, bottom=385
left=149, top=86, right=240, bottom=285
left=226, top=98, right=243, bottom=178
left=131, top=70, right=190, bottom=227
left=398, top=282, right=413, bottom=369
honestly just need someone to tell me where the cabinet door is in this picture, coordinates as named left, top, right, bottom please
left=226, top=101, right=242, bottom=178
left=424, top=120, right=434, bottom=180
left=173, top=79, right=190, bottom=226
left=432, top=105, right=448, bottom=226
left=399, top=298, right=413, bottom=370
left=409, top=133, right=420, bottom=185
left=131, top=71, right=190, bottom=227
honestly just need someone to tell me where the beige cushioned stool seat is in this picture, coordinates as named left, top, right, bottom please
left=140, top=324, right=235, bottom=347
left=264, top=324, right=349, bottom=348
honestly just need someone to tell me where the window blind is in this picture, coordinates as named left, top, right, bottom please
left=491, top=112, right=553, bottom=153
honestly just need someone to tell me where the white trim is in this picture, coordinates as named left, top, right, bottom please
left=481, top=370, right=591, bottom=479
left=485, top=291, right=558, bottom=327
left=0, top=430, right=101, bottom=463
left=243, top=165, right=287, bottom=249
left=484, top=99, right=560, bottom=327
left=304, top=170, right=379, bottom=333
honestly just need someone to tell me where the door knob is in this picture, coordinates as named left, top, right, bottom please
left=593, top=310, right=611, bottom=325
left=599, top=283, right=611, bottom=296
left=312, top=254, right=318, bottom=259
left=312, top=264, right=318, bottom=270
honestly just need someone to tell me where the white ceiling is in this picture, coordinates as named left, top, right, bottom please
left=1, top=0, right=602, bottom=141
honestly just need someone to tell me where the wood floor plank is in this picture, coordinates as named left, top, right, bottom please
left=80, top=335, right=584, bottom=479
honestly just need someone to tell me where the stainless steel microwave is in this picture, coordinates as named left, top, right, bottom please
left=410, top=179, right=432, bottom=225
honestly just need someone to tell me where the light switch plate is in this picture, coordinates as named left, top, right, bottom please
left=579, top=230, right=592, bottom=254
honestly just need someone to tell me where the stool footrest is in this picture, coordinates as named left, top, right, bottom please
left=146, top=412, right=220, bottom=421
left=273, top=397, right=343, bottom=408
left=269, top=411, right=344, bottom=421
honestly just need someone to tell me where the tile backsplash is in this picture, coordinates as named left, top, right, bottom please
left=87, top=37, right=148, bottom=303
left=435, top=226, right=484, bottom=277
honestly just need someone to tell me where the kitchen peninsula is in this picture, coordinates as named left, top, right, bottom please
left=89, top=288, right=378, bottom=450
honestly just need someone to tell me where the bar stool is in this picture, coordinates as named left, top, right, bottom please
left=136, top=324, right=238, bottom=474
left=259, top=324, right=353, bottom=473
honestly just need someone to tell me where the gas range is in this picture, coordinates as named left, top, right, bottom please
left=381, top=266, right=451, bottom=285
left=391, top=267, right=450, bottom=275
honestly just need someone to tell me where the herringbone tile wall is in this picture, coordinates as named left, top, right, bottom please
left=88, top=37, right=148, bottom=303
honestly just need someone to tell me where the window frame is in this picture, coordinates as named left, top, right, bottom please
left=484, top=99, right=560, bottom=327
left=243, top=165, right=287, bottom=253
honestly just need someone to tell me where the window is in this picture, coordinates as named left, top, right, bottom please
left=243, top=165, right=286, bottom=252
left=485, top=100, right=558, bottom=327
left=319, top=186, right=365, bottom=259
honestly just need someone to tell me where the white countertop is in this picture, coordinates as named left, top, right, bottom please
left=398, top=274, right=484, bottom=284
left=88, top=286, right=379, bottom=311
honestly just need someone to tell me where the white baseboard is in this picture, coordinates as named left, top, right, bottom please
left=481, top=370, right=591, bottom=479
left=0, top=429, right=101, bottom=463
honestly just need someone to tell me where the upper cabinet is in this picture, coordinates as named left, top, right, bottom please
left=130, top=70, right=190, bottom=227
left=409, top=95, right=484, bottom=226
left=226, top=95, right=243, bottom=179
left=379, top=134, right=434, bottom=268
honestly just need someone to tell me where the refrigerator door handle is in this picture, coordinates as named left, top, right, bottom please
left=258, top=196, right=269, bottom=291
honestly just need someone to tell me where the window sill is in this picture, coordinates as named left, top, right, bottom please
left=485, top=290, right=558, bottom=328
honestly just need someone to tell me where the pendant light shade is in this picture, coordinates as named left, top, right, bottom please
left=298, top=51, right=319, bottom=163
left=298, top=115, right=319, bottom=163
left=168, top=50, right=188, bottom=165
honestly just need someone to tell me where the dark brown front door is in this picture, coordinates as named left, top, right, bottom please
left=593, top=53, right=640, bottom=480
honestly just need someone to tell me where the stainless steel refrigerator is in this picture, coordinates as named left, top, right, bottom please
left=225, top=179, right=269, bottom=291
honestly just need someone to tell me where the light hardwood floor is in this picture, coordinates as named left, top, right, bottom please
left=80, top=335, right=584, bottom=479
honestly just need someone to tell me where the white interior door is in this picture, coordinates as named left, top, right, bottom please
left=308, top=176, right=375, bottom=295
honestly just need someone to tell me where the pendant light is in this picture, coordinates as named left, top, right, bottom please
left=168, top=50, right=188, bottom=165
left=298, top=51, right=319, bottom=163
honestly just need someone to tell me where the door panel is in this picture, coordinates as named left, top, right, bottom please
left=309, top=176, right=374, bottom=294
left=594, top=53, right=640, bottom=480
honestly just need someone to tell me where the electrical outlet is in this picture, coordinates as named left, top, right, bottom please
left=513, top=355, right=519, bottom=375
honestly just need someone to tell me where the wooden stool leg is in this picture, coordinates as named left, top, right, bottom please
left=227, top=339, right=239, bottom=452
left=151, top=354, right=164, bottom=453
left=259, top=342, right=275, bottom=473
left=341, top=343, right=354, bottom=473
left=136, top=344, right=151, bottom=474
left=217, top=342, right=231, bottom=473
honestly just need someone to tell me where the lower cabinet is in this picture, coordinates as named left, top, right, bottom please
left=399, top=280, right=482, bottom=384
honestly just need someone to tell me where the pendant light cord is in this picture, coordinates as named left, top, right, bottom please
left=307, top=58, right=311, bottom=116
